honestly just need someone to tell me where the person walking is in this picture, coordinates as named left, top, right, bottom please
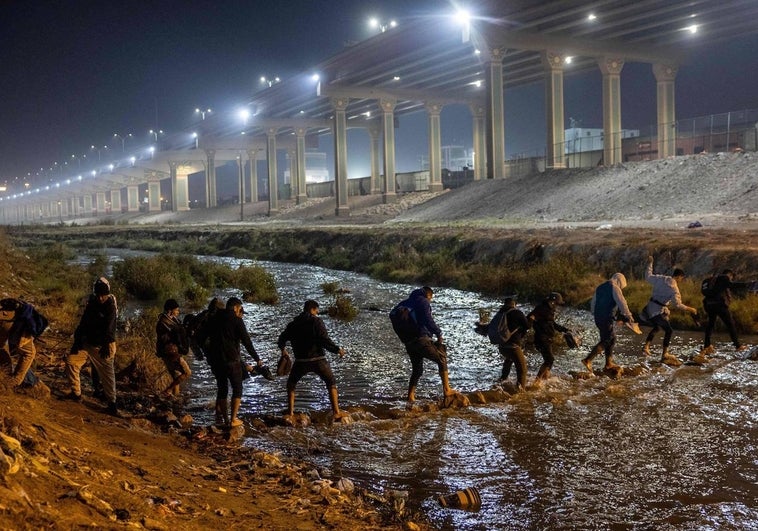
left=277, top=300, right=347, bottom=422
left=699, top=269, right=751, bottom=360
left=0, top=298, right=44, bottom=391
left=392, top=287, right=456, bottom=403
left=582, top=273, right=639, bottom=375
left=527, top=292, right=570, bottom=383
left=641, top=257, right=698, bottom=366
left=63, top=277, right=120, bottom=416
left=492, top=297, right=530, bottom=391
left=156, top=298, right=191, bottom=397
left=197, top=297, right=262, bottom=427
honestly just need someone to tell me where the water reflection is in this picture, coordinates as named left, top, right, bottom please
left=96, top=252, right=758, bottom=530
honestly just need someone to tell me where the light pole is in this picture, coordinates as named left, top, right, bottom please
left=91, top=145, right=107, bottom=161
left=260, top=76, right=280, bottom=88
left=368, top=17, right=397, bottom=33
left=192, top=132, right=199, bottom=149
left=195, top=107, right=212, bottom=120
left=113, top=133, right=132, bottom=152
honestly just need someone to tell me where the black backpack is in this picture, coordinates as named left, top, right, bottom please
left=701, top=275, right=718, bottom=298
left=486, top=308, right=517, bottom=345
left=389, top=304, right=419, bottom=344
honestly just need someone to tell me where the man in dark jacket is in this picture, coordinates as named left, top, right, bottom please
left=701, top=269, right=751, bottom=358
left=0, top=298, right=42, bottom=390
left=494, top=297, right=530, bottom=390
left=156, top=298, right=191, bottom=397
left=527, top=292, right=569, bottom=383
left=197, top=297, right=262, bottom=427
left=395, top=286, right=455, bottom=403
left=278, top=299, right=347, bottom=421
left=63, top=277, right=120, bottom=416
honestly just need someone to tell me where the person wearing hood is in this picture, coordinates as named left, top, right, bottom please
left=700, top=269, right=751, bottom=360
left=0, top=298, right=43, bottom=390
left=527, top=292, right=570, bottom=382
left=278, top=299, right=347, bottom=422
left=582, top=273, right=638, bottom=375
left=63, top=277, right=120, bottom=416
left=156, top=298, right=191, bottom=396
left=394, top=286, right=456, bottom=403
left=641, top=256, right=698, bottom=366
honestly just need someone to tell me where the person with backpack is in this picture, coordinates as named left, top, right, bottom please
left=0, top=298, right=47, bottom=391
left=582, top=272, right=639, bottom=375
left=527, top=292, right=570, bottom=383
left=391, top=286, right=456, bottom=403
left=156, top=298, right=191, bottom=397
left=62, top=277, right=121, bottom=416
left=699, top=269, right=751, bottom=360
left=487, top=297, right=530, bottom=390
left=641, top=256, right=698, bottom=366
left=196, top=297, right=263, bottom=427
left=278, top=299, right=347, bottom=422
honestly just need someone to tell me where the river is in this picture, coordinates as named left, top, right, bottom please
left=112, top=254, right=758, bottom=530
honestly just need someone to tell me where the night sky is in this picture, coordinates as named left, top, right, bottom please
left=2, top=0, right=757, bottom=188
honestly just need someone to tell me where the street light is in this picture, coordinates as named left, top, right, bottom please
left=91, top=145, right=107, bottom=161
left=195, top=107, right=212, bottom=120
left=149, top=129, right=164, bottom=141
left=260, top=76, right=280, bottom=88
left=113, top=133, right=132, bottom=152
left=368, top=17, right=397, bottom=33
left=192, top=132, right=199, bottom=149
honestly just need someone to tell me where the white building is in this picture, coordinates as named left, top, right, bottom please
left=564, top=127, right=640, bottom=154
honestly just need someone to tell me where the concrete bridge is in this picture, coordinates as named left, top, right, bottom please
left=3, top=0, right=757, bottom=224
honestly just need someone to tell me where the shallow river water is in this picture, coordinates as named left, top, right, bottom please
left=118, top=254, right=758, bottom=530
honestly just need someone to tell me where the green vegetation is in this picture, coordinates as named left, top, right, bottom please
left=326, top=293, right=359, bottom=322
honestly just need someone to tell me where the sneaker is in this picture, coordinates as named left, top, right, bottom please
left=642, top=344, right=651, bottom=356
left=60, top=391, right=82, bottom=402
left=661, top=354, right=682, bottom=367
left=691, top=353, right=709, bottom=365
left=701, top=345, right=715, bottom=356
left=230, top=418, right=243, bottom=427
left=735, top=345, right=748, bottom=352
left=105, top=402, right=122, bottom=417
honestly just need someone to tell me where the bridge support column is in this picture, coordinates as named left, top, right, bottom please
left=653, top=63, right=678, bottom=159
left=331, top=97, right=350, bottom=215
left=205, top=149, right=217, bottom=208
left=542, top=51, right=566, bottom=169
left=266, top=127, right=280, bottom=215
left=127, top=185, right=139, bottom=212
left=169, top=162, right=190, bottom=211
left=147, top=178, right=161, bottom=212
left=380, top=98, right=397, bottom=202
left=110, top=189, right=122, bottom=213
left=426, top=101, right=444, bottom=192
left=247, top=149, right=259, bottom=202
left=599, top=57, right=624, bottom=166
left=367, top=120, right=381, bottom=194
left=95, top=192, right=107, bottom=215
left=485, top=47, right=505, bottom=179
left=295, top=128, right=308, bottom=204
left=470, top=104, right=486, bottom=180
left=83, top=195, right=93, bottom=216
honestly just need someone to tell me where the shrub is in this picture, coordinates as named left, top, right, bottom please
left=326, top=294, right=358, bottom=321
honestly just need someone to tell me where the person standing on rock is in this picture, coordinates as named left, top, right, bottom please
left=582, top=273, right=639, bottom=375
left=156, top=298, right=191, bottom=397
left=392, top=286, right=456, bottom=403
left=277, top=299, right=347, bottom=422
left=698, top=269, right=752, bottom=361
left=63, top=277, right=120, bottom=416
left=198, top=297, right=263, bottom=427
left=527, top=292, right=570, bottom=383
left=641, top=257, right=698, bottom=366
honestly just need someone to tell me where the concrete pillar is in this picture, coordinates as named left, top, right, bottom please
left=470, top=103, right=486, bottom=180
left=598, top=57, right=625, bottom=166
left=95, top=192, right=106, bottom=215
left=127, top=185, right=139, bottom=212
left=205, top=149, right=217, bottom=208
left=294, top=128, right=308, bottom=204
left=542, top=51, right=566, bottom=169
left=331, top=97, right=350, bottom=216
left=653, top=63, right=678, bottom=159
left=426, top=101, right=444, bottom=192
left=485, top=47, right=506, bottom=179
left=147, top=177, right=161, bottom=212
left=83, top=194, right=93, bottom=216
left=110, top=189, right=122, bottom=213
left=286, top=148, right=296, bottom=201
left=367, top=120, right=381, bottom=194
left=169, top=162, right=190, bottom=211
left=247, top=149, right=259, bottom=202
left=266, top=127, right=279, bottom=215
left=380, top=97, right=397, bottom=202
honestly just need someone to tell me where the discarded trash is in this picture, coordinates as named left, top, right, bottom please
left=687, top=221, right=703, bottom=228
left=438, top=487, right=481, bottom=511
left=596, top=223, right=613, bottom=230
